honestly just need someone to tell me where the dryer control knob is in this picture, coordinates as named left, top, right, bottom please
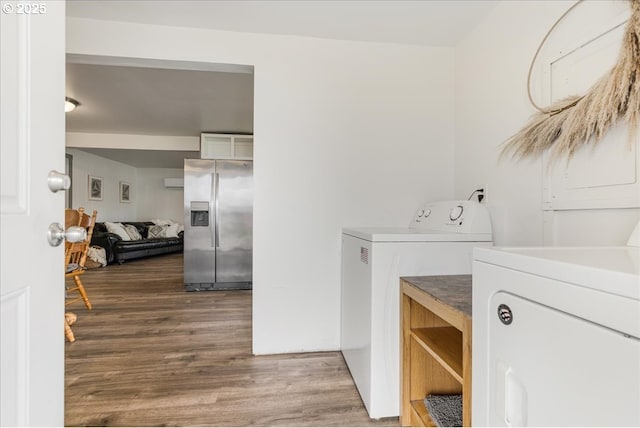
left=417, top=209, right=425, bottom=217
left=424, top=209, right=431, bottom=218
left=449, top=205, right=464, bottom=221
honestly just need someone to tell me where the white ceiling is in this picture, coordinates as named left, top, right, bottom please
left=66, top=61, right=254, bottom=169
left=66, top=62, right=254, bottom=136
left=66, top=1, right=498, bottom=47
left=66, top=0, right=498, bottom=169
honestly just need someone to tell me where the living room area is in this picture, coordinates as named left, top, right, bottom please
left=65, top=57, right=254, bottom=265
left=66, top=145, right=188, bottom=265
left=66, top=141, right=189, bottom=233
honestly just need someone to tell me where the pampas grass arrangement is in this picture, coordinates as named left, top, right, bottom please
left=502, top=0, right=640, bottom=163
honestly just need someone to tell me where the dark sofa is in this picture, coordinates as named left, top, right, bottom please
left=91, top=222, right=183, bottom=265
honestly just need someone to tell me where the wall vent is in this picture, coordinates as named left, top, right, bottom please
left=360, top=247, right=369, bottom=264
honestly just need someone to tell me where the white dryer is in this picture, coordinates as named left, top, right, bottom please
left=473, top=245, right=640, bottom=426
left=341, top=200, right=493, bottom=418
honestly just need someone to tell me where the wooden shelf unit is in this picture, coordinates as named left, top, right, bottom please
left=400, top=277, right=472, bottom=427
left=410, top=327, right=463, bottom=383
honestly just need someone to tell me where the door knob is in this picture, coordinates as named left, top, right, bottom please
left=47, top=223, right=86, bottom=247
left=48, top=170, right=71, bottom=193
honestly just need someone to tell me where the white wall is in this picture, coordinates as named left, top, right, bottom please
left=66, top=148, right=137, bottom=221
left=136, top=168, right=184, bottom=222
left=66, top=131, right=191, bottom=223
left=66, top=148, right=184, bottom=223
left=454, top=0, right=639, bottom=247
left=67, top=17, right=456, bottom=353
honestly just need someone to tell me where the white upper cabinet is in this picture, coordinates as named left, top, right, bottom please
left=200, top=133, right=253, bottom=160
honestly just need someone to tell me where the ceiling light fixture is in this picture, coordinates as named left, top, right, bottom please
left=65, top=97, right=80, bottom=113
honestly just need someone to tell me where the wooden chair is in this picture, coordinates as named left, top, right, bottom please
left=64, top=208, right=97, bottom=311
left=64, top=208, right=83, bottom=342
left=65, top=207, right=84, bottom=232
left=64, top=312, right=77, bottom=342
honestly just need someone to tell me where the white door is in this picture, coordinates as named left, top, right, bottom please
left=1, top=2, right=66, bottom=426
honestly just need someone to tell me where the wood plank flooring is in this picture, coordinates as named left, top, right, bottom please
left=65, top=254, right=398, bottom=427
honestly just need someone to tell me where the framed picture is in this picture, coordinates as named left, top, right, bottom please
left=120, top=181, right=131, bottom=203
left=88, top=175, right=103, bottom=201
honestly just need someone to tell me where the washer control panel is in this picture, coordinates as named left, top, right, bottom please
left=416, top=208, right=431, bottom=219
left=411, top=200, right=491, bottom=234
left=449, top=205, right=464, bottom=221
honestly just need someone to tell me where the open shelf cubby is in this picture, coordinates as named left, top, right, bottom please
left=410, top=327, right=463, bottom=383
left=400, top=277, right=472, bottom=427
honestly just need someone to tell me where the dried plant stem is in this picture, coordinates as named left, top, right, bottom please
left=502, top=0, right=640, bottom=162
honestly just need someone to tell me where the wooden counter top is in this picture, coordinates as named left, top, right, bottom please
left=401, top=275, right=472, bottom=319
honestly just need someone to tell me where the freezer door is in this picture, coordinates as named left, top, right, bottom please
left=215, top=160, right=253, bottom=283
left=184, top=159, right=216, bottom=284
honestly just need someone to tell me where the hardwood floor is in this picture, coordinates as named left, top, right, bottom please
left=65, top=254, right=398, bottom=427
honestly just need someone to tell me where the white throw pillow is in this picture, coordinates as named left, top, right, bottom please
left=147, top=224, right=167, bottom=239
left=105, top=222, right=131, bottom=241
left=164, top=223, right=180, bottom=238
left=123, top=224, right=143, bottom=240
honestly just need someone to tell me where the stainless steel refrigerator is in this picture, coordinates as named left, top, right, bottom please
left=183, top=159, right=252, bottom=291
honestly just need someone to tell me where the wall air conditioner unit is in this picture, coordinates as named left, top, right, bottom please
left=164, top=178, right=184, bottom=188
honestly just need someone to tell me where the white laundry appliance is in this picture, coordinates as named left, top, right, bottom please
left=341, top=200, right=493, bottom=418
left=473, top=244, right=640, bottom=426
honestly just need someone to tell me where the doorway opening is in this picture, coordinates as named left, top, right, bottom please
left=63, top=54, right=256, bottom=420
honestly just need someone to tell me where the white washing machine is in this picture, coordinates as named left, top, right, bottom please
left=473, top=245, right=640, bottom=426
left=341, top=200, right=493, bottom=419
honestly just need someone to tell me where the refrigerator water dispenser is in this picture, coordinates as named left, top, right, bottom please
left=190, top=201, right=209, bottom=227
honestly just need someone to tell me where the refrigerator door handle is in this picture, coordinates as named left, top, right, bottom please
left=210, top=172, right=216, bottom=248
left=214, top=172, right=220, bottom=248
